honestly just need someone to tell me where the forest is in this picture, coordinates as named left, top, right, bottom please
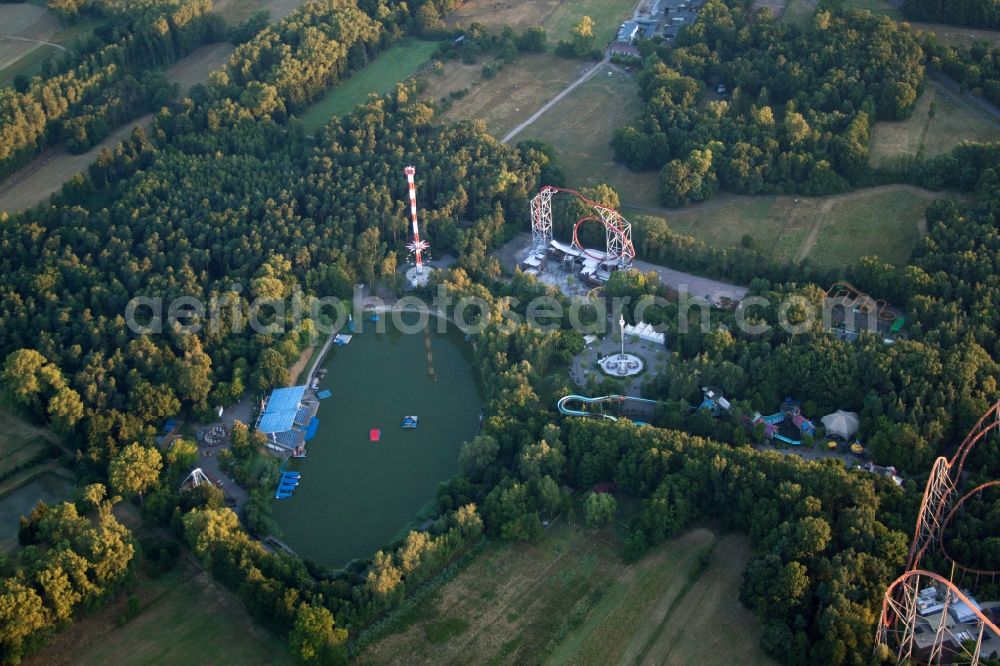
left=0, top=0, right=999, bottom=662
left=611, top=0, right=923, bottom=205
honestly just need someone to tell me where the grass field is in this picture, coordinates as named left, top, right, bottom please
left=752, top=0, right=787, bottom=19
left=421, top=52, right=585, bottom=137
left=298, top=39, right=439, bottom=134
left=361, top=523, right=772, bottom=665
left=630, top=184, right=946, bottom=269
left=213, top=0, right=304, bottom=23
left=870, top=81, right=1000, bottom=168
left=842, top=0, right=902, bottom=19
left=165, top=42, right=235, bottom=95
left=781, top=0, right=814, bottom=28
left=25, top=559, right=293, bottom=666
left=909, top=23, right=1000, bottom=48
left=520, top=62, right=660, bottom=206
left=446, top=0, right=637, bottom=45
left=0, top=4, right=100, bottom=85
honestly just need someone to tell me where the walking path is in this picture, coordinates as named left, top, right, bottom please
left=0, top=34, right=67, bottom=51
left=304, top=327, right=339, bottom=387
left=501, top=54, right=609, bottom=144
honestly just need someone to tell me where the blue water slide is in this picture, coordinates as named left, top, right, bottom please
left=556, top=395, right=659, bottom=421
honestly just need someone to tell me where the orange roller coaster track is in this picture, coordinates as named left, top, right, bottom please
left=529, top=185, right=635, bottom=270
left=876, top=401, right=1000, bottom=665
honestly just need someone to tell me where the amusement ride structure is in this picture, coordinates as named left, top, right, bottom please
left=404, top=165, right=432, bottom=287
left=529, top=185, right=636, bottom=272
left=556, top=394, right=658, bottom=421
left=876, top=401, right=1000, bottom=664
left=179, top=467, right=213, bottom=489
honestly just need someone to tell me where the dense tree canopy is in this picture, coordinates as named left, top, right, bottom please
left=612, top=0, right=924, bottom=204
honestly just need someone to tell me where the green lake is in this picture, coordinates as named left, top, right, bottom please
left=271, top=314, right=482, bottom=568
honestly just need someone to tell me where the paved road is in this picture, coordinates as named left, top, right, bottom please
left=501, top=54, right=610, bottom=144
left=633, top=258, right=747, bottom=305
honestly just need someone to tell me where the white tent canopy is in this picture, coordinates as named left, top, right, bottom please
left=822, top=410, right=859, bottom=439
left=624, top=321, right=665, bottom=345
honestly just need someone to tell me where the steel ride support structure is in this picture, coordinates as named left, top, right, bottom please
left=529, top=185, right=636, bottom=271
left=876, top=401, right=1000, bottom=665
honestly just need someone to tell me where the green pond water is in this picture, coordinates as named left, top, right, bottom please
left=271, top=315, right=482, bottom=568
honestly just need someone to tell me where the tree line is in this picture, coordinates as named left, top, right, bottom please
left=923, top=35, right=1000, bottom=109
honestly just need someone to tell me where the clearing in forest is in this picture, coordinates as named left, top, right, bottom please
left=420, top=52, right=585, bottom=138
left=520, top=62, right=660, bottom=206
left=869, top=81, right=1000, bottom=168
left=165, top=42, right=236, bottom=95
left=630, top=184, right=946, bottom=269
left=0, top=37, right=240, bottom=213
left=213, top=0, right=305, bottom=24
left=24, top=559, right=293, bottom=666
left=446, top=0, right=637, bottom=45
left=0, top=4, right=98, bottom=85
left=360, top=523, right=772, bottom=665
left=299, top=39, right=439, bottom=134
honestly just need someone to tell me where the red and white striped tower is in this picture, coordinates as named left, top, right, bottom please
left=404, top=165, right=431, bottom=286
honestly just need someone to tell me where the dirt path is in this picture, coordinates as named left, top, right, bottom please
left=502, top=54, right=610, bottom=143
left=791, top=183, right=946, bottom=263
left=500, top=0, right=645, bottom=143
left=0, top=114, right=153, bottom=212
left=0, top=33, right=66, bottom=51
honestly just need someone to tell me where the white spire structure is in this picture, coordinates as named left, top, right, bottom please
left=619, top=313, right=626, bottom=360
left=404, top=166, right=432, bottom=286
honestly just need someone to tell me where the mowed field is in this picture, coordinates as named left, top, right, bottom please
left=870, top=81, right=1000, bottom=168
left=752, top=0, right=787, bottom=19
left=25, top=561, right=293, bottom=666
left=360, top=524, right=773, bottom=665
left=630, top=184, right=946, bottom=269
left=780, top=0, right=813, bottom=28
left=421, top=52, right=585, bottom=137
left=0, top=4, right=98, bottom=85
left=213, top=0, right=305, bottom=23
left=521, top=63, right=660, bottom=206
left=446, top=0, right=637, bottom=45
left=299, top=39, right=439, bottom=134
left=166, top=42, right=236, bottom=94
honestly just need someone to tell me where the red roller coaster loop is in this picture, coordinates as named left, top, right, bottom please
left=939, top=480, right=1000, bottom=577
left=876, top=401, right=1000, bottom=665
left=879, top=569, right=1000, bottom=664
left=529, top=185, right=635, bottom=270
